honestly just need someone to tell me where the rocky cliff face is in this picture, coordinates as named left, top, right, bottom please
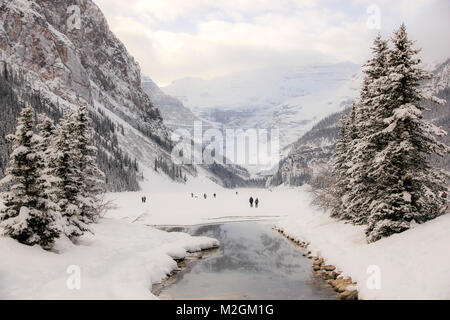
left=0, top=0, right=180, bottom=191
left=0, top=0, right=168, bottom=144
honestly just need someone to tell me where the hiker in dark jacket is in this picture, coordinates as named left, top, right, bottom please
left=255, top=198, right=259, bottom=208
left=249, top=197, right=254, bottom=207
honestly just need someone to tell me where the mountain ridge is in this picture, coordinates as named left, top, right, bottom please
left=0, top=0, right=191, bottom=191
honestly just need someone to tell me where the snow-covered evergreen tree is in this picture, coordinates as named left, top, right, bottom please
left=329, top=26, right=448, bottom=242
left=0, top=105, right=61, bottom=248
left=36, top=114, right=63, bottom=217
left=365, top=24, right=449, bottom=242
left=74, top=106, right=105, bottom=224
left=344, top=35, right=390, bottom=224
left=330, top=107, right=354, bottom=219
left=54, top=110, right=91, bottom=239
left=37, top=114, right=56, bottom=154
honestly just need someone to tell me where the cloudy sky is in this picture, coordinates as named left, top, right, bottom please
left=94, top=0, right=450, bottom=86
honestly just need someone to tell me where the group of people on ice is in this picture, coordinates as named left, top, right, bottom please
left=187, top=192, right=260, bottom=208
left=191, top=193, right=217, bottom=199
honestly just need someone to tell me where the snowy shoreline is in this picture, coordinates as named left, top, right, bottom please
left=274, top=189, right=450, bottom=300
left=2, top=186, right=449, bottom=299
left=274, top=227, right=358, bottom=300
left=0, top=217, right=219, bottom=299
left=151, top=246, right=220, bottom=298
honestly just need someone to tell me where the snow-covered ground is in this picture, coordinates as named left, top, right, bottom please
left=105, top=187, right=299, bottom=226
left=0, top=174, right=222, bottom=299
left=0, top=216, right=218, bottom=299
left=276, top=186, right=450, bottom=300
left=105, top=180, right=450, bottom=300
left=0, top=174, right=300, bottom=300
left=1, top=178, right=449, bottom=299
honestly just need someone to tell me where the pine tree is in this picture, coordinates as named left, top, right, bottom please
left=54, top=110, right=90, bottom=239
left=365, top=24, right=449, bottom=242
left=36, top=114, right=61, bottom=201
left=74, top=106, right=105, bottom=224
left=35, top=114, right=63, bottom=229
left=0, top=105, right=61, bottom=248
left=37, top=115, right=56, bottom=153
left=331, top=103, right=360, bottom=220
left=344, top=35, right=390, bottom=224
left=330, top=112, right=350, bottom=218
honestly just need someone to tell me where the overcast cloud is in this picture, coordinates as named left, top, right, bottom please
left=94, top=0, right=450, bottom=86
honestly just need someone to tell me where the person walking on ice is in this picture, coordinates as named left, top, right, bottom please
left=255, top=197, right=259, bottom=208
left=249, top=196, right=254, bottom=207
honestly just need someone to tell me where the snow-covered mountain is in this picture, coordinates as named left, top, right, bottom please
left=268, top=58, right=450, bottom=187
left=0, top=0, right=270, bottom=191
left=141, top=76, right=269, bottom=187
left=141, top=76, right=204, bottom=132
left=266, top=109, right=347, bottom=187
left=0, top=0, right=187, bottom=191
left=163, top=62, right=362, bottom=151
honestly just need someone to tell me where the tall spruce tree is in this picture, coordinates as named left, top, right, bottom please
left=331, top=108, right=352, bottom=219
left=54, top=110, right=91, bottom=239
left=36, top=114, right=63, bottom=219
left=344, top=35, right=390, bottom=224
left=0, top=105, right=61, bottom=248
left=37, top=114, right=56, bottom=154
left=74, top=106, right=105, bottom=224
left=365, top=24, right=449, bottom=242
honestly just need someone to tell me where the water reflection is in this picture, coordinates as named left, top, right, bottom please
left=160, top=222, right=337, bottom=300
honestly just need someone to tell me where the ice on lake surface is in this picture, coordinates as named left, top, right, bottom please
left=159, top=221, right=337, bottom=300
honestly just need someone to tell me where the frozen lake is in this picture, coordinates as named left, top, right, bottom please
left=158, top=221, right=337, bottom=300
